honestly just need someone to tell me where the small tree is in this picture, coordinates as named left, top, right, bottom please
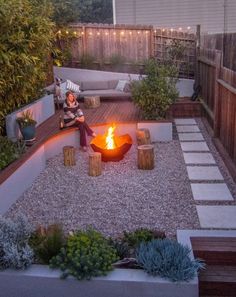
left=0, top=0, right=54, bottom=135
left=131, top=59, right=179, bottom=119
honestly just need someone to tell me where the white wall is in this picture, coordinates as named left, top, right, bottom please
left=114, top=0, right=236, bottom=34
left=6, top=94, right=55, bottom=141
left=0, top=146, right=46, bottom=215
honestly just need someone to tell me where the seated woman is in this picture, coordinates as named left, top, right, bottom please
left=63, top=91, right=96, bottom=151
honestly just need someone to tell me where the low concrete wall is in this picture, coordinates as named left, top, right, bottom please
left=137, top=122, right=172, bottom=142
left=53, top=67, right=194, bottom=97
left=0, top=265, right=197, bottom=297
left=6, top=94, right=55, bottom=141
left=0, top=146, right=46, bottom=215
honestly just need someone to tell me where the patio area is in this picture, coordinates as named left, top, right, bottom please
left=5, top=110, right=236, bottom=239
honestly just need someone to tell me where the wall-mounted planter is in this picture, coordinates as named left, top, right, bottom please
left=137, top=121, right=173, bottom=142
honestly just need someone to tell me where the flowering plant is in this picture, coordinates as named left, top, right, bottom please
left=16, top=110, right=37, bottom=128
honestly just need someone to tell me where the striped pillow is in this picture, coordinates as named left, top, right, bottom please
left=66, top=80, right=80, bottom=93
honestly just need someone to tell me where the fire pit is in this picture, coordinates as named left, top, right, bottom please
left=90, top=125, right=132, bottom=161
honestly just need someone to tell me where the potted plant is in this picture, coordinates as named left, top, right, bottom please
left=16, top=110, right=37, bottom=142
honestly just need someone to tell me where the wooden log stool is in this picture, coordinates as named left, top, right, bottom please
left=136, top=128, right=151, bottom=145
left=89, top=152, right=102, bottom=176
left=63, top=146, right=76, bottom=166
left=137, top=144, right=154, bottom=170
left=84, top=96, right=100, bottom=109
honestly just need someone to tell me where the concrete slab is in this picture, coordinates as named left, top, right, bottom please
left=191, top=183, right=234, bottom=201
left=183, top=153, right=216, bottom=164
left=175, top=119, right=197, bottom=125
left=187, top=166, right=224, bottom=181
left=176, top=125, right=200, bottom=133
left=178, top=133, right=204, bottom=141
left=180, top=142, right=209, bottom=152
left=197, top=206, right=236, bottom=228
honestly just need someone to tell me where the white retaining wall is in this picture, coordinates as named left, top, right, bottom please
left=53, top=67, right=194, bottom=97
left=6, top=94, right=55, bottom=141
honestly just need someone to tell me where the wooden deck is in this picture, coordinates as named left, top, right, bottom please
left=0, top=101, right=141, bottom=185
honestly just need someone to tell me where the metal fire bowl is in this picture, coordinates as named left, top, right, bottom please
left=90, top=134, right=133, bottom=162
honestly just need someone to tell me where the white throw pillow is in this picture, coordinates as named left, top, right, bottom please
left=115, top=80, right=127, bottom=92
left=66, top=79, right=81, bottom=93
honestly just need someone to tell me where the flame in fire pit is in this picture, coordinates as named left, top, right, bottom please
left=106, top=125, right=116, bottom=149
left=90, top=124, right=132, bottom=162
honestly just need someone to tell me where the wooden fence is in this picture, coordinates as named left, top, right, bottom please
left=56, top=23, right=196, bottom=78
left=198, top=47, right=236, bottom=180
left=201, top=33, right=236, bottom=72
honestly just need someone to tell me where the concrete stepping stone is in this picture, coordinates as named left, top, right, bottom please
left=183, top=153, right=216, bottom=164
left=191, top=183, right=233, bottom=201
left=179, top=133, right=204, bottom=141
left=187, top=166, right=224, bottom=180
left=176, top=125, right=200, bottom=133
left=175, top=118, right=197, bottom=125
left=197, top=206, right=236, bottom=228
left=180, top=142, right=209, bottom=152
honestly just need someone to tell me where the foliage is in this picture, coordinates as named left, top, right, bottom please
left=50, top=0, right=112, bottom=26
left=0, top=0, right=54, bottom=135
left=109, top=54, right=126, bottom=69
left=131, top=58, right=179, bottom=119
left=80, top=53, right=95, bottom=69
left=0, top=137, right=26, bottom=170
left=29, top=224, right=65, bottom=264
left=123, top=228, right=166, bottom=249
left=108, top=238, right=130, bottom=259
left=0, top=215, right=34, bottom=270
left=50, top=228, right=118, bottom=280
left=166, top=39, right=188, bottom=75
left=136, top=239, right=205, bottom=282
left=16, top=110, right=37, bottom=128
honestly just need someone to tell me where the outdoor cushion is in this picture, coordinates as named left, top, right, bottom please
left=82, top=80, right=109, bottom=91
left=115, top=80, right=128, bottom=92
left=108, top=80, right=119, bottom=89
left=66, top=80, right=80, bottom=93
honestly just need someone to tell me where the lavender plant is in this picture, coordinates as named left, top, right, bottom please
left=0, top=215, right=34, bottom=270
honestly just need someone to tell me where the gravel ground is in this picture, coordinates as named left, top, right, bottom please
left=5, top=136, right=200, bottom=239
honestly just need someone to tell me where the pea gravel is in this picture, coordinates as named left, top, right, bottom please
left=6, top=137, right=200, bottom=239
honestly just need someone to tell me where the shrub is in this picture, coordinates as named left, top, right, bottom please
left=123, top=228, right=166, bottom=250
left=131, top=58, right=179, bottom=119
left=80, top=54, right=95, bottom=69
left=108, top=238, right=130, bottom=259
left=0, top=0, right=54, bottom=135
left=0, top=136, right=26, bottom=170
left=50, top=228, right=118, bottom=280
left=109, top=54, right=126, bottom=71
left=0, top=215, right=34, bottom=270
left=29, top=224, right=65, bottom=264
left=136, top=239, right=205, bottom=282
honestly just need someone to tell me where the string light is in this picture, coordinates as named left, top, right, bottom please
left=58, top=30, right=61, bottom=34
left=89, top=32, right=93, bottom=36
left=81, top=31, right=84, bottom=35
left=145, top=31, right=149, bottom=34
left=137, top=31, right=140, bottom=34
left=162, top=29, right=165, bottom=32
left=178, top=27, right=182, bottom=31
left=66, top=31, right=69, bottom=34
left=120, top=31, right=124, bottom=35
left=73, top=31, right=77, bottom=35
left=170, top=28, right=173, bottom=32
left=97, top=32, right=100, bottom=35
left=113, top=32, right=116, bottom=35
left=187, top=26, right=191, bottom=30
left=105, top=32, right=109, bottom=35
left=129, top=31, right=132, bottom=35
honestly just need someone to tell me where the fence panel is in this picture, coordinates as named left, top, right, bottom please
left=56, top=23, right=195, bottom=78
